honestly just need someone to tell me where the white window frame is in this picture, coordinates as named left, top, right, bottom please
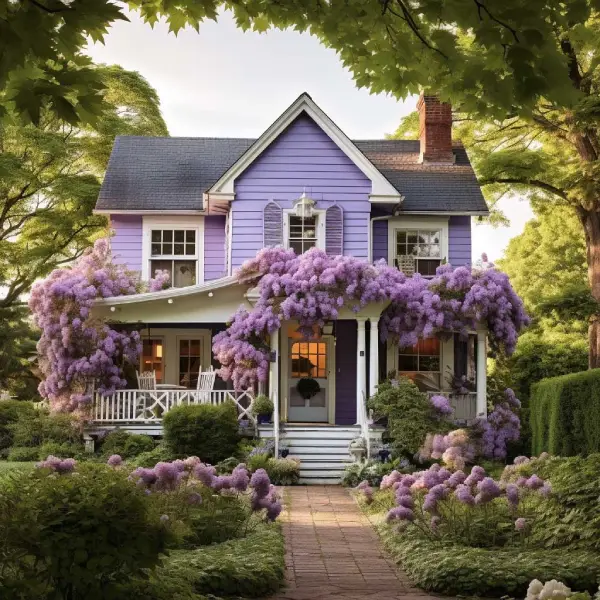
left=283, top=209, right=326, bottom=253
left=387, top=216, right=449, bottom=276
left=142, top=216, right=205, bottom=285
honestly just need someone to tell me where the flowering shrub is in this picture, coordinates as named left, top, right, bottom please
left=213, top=248, right=528, bottom=389
left=418, top=428, right=475, bottom=470
left=361, top=462, right=550, bottom=548
left=29, top=239, right=168, bottom=415
left=130, top=458, right=282, bottom=524
left=477, top=387, right=521, bottom=460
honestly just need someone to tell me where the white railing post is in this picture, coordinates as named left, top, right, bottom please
left=368, top=317, right=379, bottom=398
left=273, top=391, right=279, bottom=459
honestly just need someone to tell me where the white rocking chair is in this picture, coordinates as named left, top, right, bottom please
left=196, top=366, right=216, bottom=404
left=137, top=370, right=157, bottom=390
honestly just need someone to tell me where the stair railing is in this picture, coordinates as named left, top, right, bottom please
left=273, top=391, right=280, bottom=459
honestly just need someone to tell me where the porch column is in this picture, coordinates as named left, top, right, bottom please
left=476, top=329, right=487, bottom=418
left=356, top=317, right=367, bottom=425
left=368, top=318, right=379, bottom=398
left=269, top=329, right=279, bottom=411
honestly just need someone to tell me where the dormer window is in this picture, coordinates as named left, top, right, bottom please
left=289, top=215, right=319, bottom=254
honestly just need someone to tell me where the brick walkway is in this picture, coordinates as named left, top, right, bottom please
left=273, top=486, right=440, bottom=600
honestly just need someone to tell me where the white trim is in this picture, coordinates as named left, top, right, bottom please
left=226, top=210, right=233, bottom=276
left=96, top=209, right=205, bottom=215
left=142, top=216, right=205, bottom=285
left=96, top=276, right=237, bottom=306
left=206, top=93, right=402, bottom=202
left=387, top=216, right=449, bottom=268
left=356, top=317, right=367, bottom=425
left=400, top=211, right=487, bottom=216
left=476, top=329, right=488, bottom=418
left=283, top=208, right=326, bottom=252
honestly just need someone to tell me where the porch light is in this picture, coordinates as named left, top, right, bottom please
left=293, top=191, right=316, bottom=218
left=322, top=321, right=334, bottom=336
left=110, top=306, right=116, bottom=312
left=208, top=292, right=214, bottom=297
left=167, top=298, right=173, bottom=304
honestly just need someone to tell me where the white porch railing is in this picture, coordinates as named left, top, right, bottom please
left=93, top=389, right=255, bottom=424
left=427, top=391, right=477, bottom=421
left=359, top=391, right=371, bottom=459
left=273, top=391, right=279, bottom=459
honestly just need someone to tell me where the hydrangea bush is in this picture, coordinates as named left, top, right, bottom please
left=29, top=239, right=169, bottom=414
left=213, top=248, right=528, bottom=389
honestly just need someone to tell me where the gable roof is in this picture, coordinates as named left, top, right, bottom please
left=96, top=96, right=488, bottom=215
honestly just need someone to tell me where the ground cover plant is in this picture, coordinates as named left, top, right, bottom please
left=355, top=455, right=600, bottom=596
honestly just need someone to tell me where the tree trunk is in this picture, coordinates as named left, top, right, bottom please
left=579, top=208, right=600, bottom=368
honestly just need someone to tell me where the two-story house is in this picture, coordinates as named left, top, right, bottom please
left=91, top=93, right=489, bottom=482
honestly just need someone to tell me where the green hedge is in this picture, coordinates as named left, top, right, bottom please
left=530, top=369, right=600, bottom=456
left=379, top=526, right=600, bottom=596
left=163, top=402, right=240, bottom=464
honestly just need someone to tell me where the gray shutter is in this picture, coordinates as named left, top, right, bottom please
left=263, top=201, right=283, bottom=247
left=325, top=204, right=343, bottom=256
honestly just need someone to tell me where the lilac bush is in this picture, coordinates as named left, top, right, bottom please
left=213, top=248, right=528, bottom=389
left=30, top=239, right=169, bottom=414
left=130, top=458, right=282, bottom=522
left=477, top=388, right=521, bottom=460
left=37, top=455, right=77, bottom=474
left=362, top=461, right=550, bottom=548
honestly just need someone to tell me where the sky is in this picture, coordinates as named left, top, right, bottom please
left=86, top=9, right=534, bottom=262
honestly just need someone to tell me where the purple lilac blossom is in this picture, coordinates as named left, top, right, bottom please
left=525, top=475, right=544, bottom=490
left=455, top=484, right=476, bottom=506
left=107, top=454, right=123, bottom=467
left=430, top=395, right=453, bottom=416
left=387, top=506, right=415, bottom=522
left=37, top=455, right=77, bottom=474
left=506, top=484, right=519, bottom=507
left=515, top=517, right=527, bottom=531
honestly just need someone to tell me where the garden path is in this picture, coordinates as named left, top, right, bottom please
left=272, top=486, right=443, bottom=600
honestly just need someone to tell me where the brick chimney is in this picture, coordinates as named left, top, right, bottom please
left=417, top=94, right=455, bottom=164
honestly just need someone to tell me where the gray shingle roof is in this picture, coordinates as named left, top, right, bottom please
left=96, top=136, right=488, bottom=214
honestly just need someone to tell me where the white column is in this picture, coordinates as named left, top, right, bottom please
left=476, top=329, right=487, bottom=418
left=368, top=318, right=379, bottom=398
left=356, top=317, right=367, bottom=425
left=268, top=329, right=279, bottom=409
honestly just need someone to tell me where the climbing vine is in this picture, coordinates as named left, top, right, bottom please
left=213, top=248, right=529, bottom=390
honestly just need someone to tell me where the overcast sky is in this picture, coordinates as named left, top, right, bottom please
left=86, top=9, right=534, bottom=262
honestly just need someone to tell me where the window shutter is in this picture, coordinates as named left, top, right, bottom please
left=325, top=204, right=343, bottom=256
left=263, top=201, right=283, bottom=247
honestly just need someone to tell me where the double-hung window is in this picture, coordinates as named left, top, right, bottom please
left=288, top=215, right=319, bottom=255
left=395, top=229, right=442, bottom=277
left=150, top=229, right=197, bottom=288
left=398, top=337, right=441, bottom=390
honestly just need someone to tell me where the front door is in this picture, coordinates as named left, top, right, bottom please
left=286, top=334, right=333, bottom=423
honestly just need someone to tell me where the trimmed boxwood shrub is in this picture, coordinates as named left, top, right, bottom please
left=530, top=369, right=600, bottom=456
left=0, top=463, right=170, bottom=598
left=130, top=443, right=176, bottom=467
left=378, top=526, right=600, bottom=596
left=0, top=400, right=34, bottom=450
left=163, top=402, right=240, bottom=464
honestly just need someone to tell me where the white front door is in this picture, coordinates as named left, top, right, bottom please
left=286, top=335, right=333, bottom=423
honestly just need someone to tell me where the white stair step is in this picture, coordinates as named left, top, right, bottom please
left=298, top=477, right=342, bottom=485
left=299, top=460, right=350, bottom=469
left=284, top=439, right=352, bottom=448
left=290, top=453, right=350, bottom=461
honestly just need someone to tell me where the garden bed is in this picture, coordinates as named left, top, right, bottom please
left=377, top=525, right=600, bottom=597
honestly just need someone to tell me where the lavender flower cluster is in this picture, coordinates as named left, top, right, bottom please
left=418, top=428, right=475, bottom=470
left=477, top=388, right=521, bottom=460
left=429, top=394, right=453, bottom=416
left=129, top=457, right=282, bottom=521
left=373, top=462, right=550, bottom=537
left=29, top=239, right=171, bottom=414
left=213, top=248, right=528, bottom=389
left=37, top=455, right=77, bottom=474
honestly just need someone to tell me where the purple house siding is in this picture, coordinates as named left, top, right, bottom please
left=231, top=114, right=372, bottom=268
left=110, top=214, right=142, bottom=272
left=204, top=216, right=227, bottom=281
left=372, top=219, right=388, bottom=263
left=335, top=320, right=357, bottom=425
left=448, top=216, right=472, bottom=266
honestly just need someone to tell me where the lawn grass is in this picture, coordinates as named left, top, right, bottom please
left=0, top=461, right=36, bottom=474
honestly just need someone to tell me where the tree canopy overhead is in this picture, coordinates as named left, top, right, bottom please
left=3, top=1, right=599, bottom=123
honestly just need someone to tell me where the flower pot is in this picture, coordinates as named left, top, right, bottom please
left=257, top=414, right=272, bottom=425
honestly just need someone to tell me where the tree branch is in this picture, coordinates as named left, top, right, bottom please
left=482, top=177, right=568, bottom=200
